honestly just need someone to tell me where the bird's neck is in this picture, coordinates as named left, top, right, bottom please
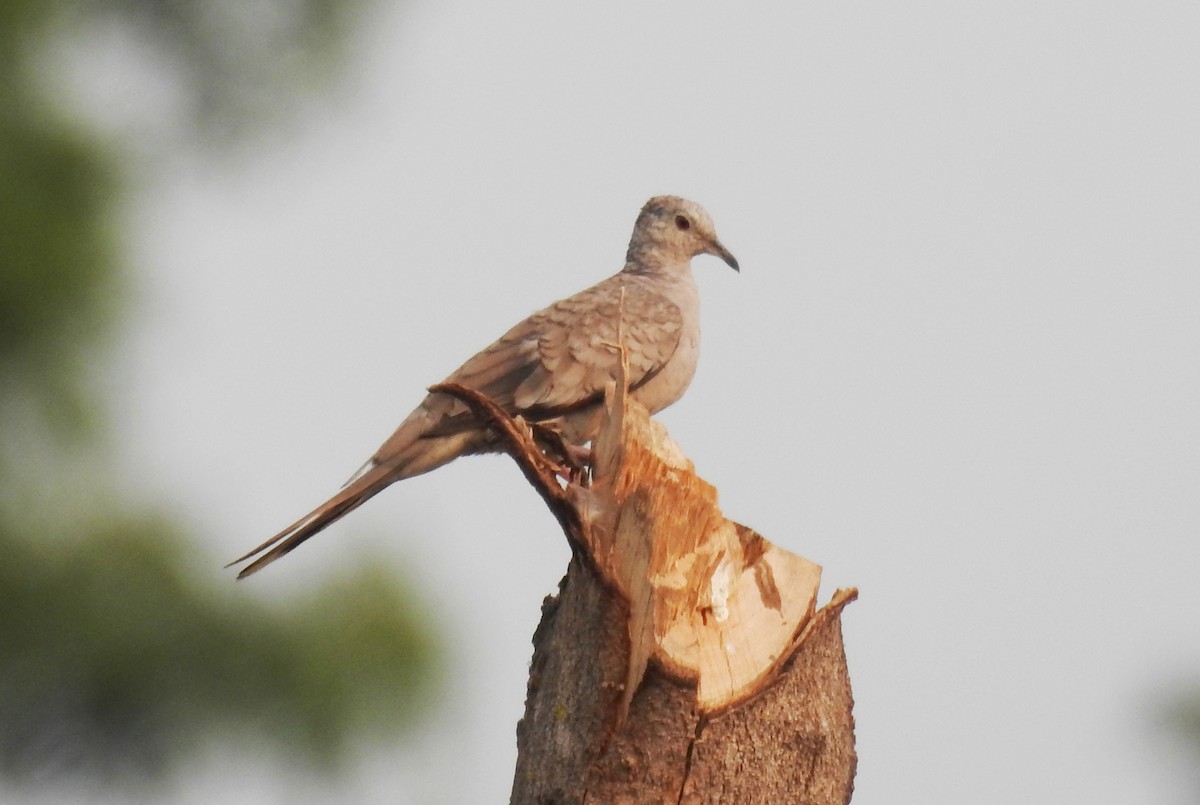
left=622, top=246, right=690, bottom=278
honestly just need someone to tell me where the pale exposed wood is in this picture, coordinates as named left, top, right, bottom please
left=435, top=379, right=856, bottom=804
left=580, top=370, right=824, bottom=714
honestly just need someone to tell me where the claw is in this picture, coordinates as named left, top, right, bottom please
left=528, top=421, right=592, bottom=484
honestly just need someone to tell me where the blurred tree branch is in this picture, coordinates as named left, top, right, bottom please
left=88, top=0, right=368, bottom=142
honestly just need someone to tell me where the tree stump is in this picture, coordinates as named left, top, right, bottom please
left=434, top=376, right=857, bottom=805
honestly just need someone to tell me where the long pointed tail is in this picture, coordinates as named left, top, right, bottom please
left=227, top=462, right=397, bottom=579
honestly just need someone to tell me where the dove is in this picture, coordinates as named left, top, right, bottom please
left=230, top=195, right=737, bottom=578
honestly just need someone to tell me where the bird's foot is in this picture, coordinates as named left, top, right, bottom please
left=528, top=422, right=591, bottom=485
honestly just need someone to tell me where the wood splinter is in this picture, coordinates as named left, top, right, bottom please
left=434, top=374, right=857, bottom=804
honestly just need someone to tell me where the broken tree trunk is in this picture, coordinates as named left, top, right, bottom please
left=435, top=374, right=857, bottom=805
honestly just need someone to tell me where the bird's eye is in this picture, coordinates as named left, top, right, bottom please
left=675, top=215, right=690, bottom=231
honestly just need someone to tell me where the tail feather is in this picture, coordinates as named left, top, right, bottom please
left=229, top=415, right=483, bottom=579
left=228, top=463, right=396, bottom=579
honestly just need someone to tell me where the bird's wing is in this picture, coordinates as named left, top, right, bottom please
left=442, top=276, right=683, bottom=424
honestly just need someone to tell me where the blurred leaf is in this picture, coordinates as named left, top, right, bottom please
left=0, top=518, right=441, bottom=780
left=0, top=102, right=121, bottom=442
left=1160, top=687, right=1200, bottom=755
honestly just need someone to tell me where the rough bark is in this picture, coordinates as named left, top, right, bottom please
left=434, top=379, right=857, bottom=804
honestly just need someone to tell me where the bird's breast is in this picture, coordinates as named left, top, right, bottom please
left=630, top=274, right=701, bottom=415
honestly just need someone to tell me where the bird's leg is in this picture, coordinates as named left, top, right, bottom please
left=561, top=440, right=593, bottom=469
left=528, top=421, right=592, bottom=485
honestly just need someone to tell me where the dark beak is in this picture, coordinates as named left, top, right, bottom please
left=707, top=239, right=740, bottom=272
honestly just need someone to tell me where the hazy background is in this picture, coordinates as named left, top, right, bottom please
left=4, top=1, right=1199, bottom=802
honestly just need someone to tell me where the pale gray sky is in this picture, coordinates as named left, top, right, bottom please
left=57, top=1, right=1200, bottom=801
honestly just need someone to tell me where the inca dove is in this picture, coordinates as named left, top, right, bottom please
left=230, top=195, right=737, bottom=578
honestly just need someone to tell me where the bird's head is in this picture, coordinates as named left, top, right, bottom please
left=626, top=196, right=739, bottom=273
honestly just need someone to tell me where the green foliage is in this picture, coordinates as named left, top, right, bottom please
left=0, top=0, right=443, bottom=786
left=0, top=101, right=121, bottom=439
left=1162, top=688, right=1200, bottom=757
left=0, top=518, right=441, bottom=780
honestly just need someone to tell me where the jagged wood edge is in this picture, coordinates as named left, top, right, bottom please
left=427, top=382, right=589, bottom=559
left=430, top=381, right=858, bottom=692
left=431, top=383, right=858, bottom=802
